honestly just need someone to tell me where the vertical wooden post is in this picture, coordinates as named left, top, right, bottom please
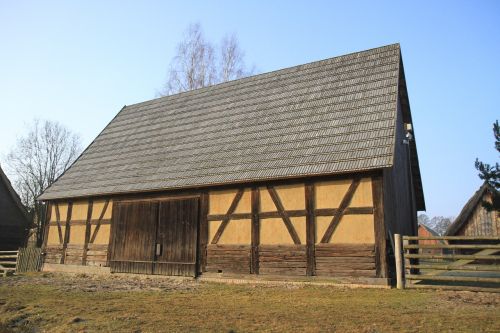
left=198, top=192, right=209, bottom=274
left=372, top=175, right=388, bottom=278
left=305, top=182, right=316, bottom=276
left=41, top=202, right=52, bottom=251
left=251, top=187, right=260, bottom=274
left=394, top=233, right=404, bottom=289
left=61, top=202, right=73, bottom=264
left=106, top=201, right=118, bottom=267
left=82, top=200, right=94, bottom=266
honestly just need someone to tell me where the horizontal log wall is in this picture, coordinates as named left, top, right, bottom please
left=315, top=244, right=376, bottom=277
left=206, top=245, right=251, bottom=273
left=44, top=245, right=64, bottom=264
left=86, top=244, right=108, bottom=267
left=259, top=245, right=307, bottom=276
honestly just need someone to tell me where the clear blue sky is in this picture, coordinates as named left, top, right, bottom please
left=0, top=1, right=498, bottom=218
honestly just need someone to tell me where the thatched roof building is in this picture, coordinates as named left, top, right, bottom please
left=446, top=183, right=499, bottom=236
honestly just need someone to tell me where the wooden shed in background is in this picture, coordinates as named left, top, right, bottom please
left=446, top=183, right=499, bottom=236
left=39, top=44, right=425, bottom=284
left=0, top=165, right=30, bottom=250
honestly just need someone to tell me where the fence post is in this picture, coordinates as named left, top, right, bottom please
left=395, top=233, right=404, bottom=289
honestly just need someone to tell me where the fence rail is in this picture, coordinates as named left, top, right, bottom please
left=0, top=248, right=43, bottom=276
left=395, top=234, right=500, bottom=292
left=0, top=250, right=18, bottom=276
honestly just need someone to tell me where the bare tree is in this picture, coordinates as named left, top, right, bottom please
left=5, top=119, right=82, bottom=246
left=161, top=23, right=253, bottom=96
left=219, top=33, right=247, bottom=82
left=418, top=214, right=454, bottom=235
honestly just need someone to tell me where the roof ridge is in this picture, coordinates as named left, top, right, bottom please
left=40, top=43, right=411, bottom=201
left=127, top=43, right=400, bottom=108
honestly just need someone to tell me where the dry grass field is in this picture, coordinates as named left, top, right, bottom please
left=0, top=272, right=499, bottom=332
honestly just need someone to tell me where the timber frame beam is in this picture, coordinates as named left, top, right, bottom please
left=372, top=175, right=388, bottom=278
left=305, top=182, right=315, bottom=276
left=82, top=200, right=94, bottom=265
left=207, top=207, right=374, bottom=221
left=211, top=189, right=244, bottom=244
left=61, top=202, right=73, bottom=264
left=267, top=185, right=301, bottom=245
left=320, top=177, right=361, bottom=243
left=55, top=203, right=63, bottom=244
left=89, top=199, right=110, bottom=244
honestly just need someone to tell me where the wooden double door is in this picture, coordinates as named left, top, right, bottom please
left=109, top=198, right=199, bottom=277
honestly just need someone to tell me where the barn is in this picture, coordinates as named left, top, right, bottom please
left=418, top=223, right=444, bottom=254
left=39, top=44, right=425, bottom=284
left=0, top=165, right=30, bottom=250
left=446, top=182, right=499, bottom=236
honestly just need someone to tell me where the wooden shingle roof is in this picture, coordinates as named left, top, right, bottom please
left=40, top=43, right=424, bottom=206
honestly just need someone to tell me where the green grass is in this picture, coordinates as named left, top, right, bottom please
left=0, top=273, right=499, bottom=332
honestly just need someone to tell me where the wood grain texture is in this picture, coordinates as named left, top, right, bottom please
left=154, top=198, right=199, bottom=276
left=251, top=187, right=260, bottom=274
left=198, top=192, right=209, bottom=273
left=315, top=243, right=376, bottom=277
left=42, top=202, right=52, bottom=250
left=206, top=244, right=251, bottom=274
left=259, top=245, right=307, bottom=276
left=372, top=175, right=388, bottom=278
left=55, top=203, right=63, bottom=244
left=305, top=182, right=315, bottom=276
left=109, top=201, right=157, bottom=274
left=61, top=202, right=73, bottom=264
left=82, top=200, right=93, bottom=265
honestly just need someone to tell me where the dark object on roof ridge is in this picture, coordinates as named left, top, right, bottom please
left=445, top=182, right=498, bottom=236
left=39, top=43, right=424, bottom=205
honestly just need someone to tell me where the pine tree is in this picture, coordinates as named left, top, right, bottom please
left=475, top=120, right=499, bottom=210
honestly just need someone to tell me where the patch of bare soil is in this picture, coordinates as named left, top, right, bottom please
left=440, top=290, right=500, bottom=307
left=1, top=272, right=199, bottom=293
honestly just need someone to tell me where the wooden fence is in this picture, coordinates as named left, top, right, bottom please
left=395, top=235, right=500, bottom=292
left=17, top=247, right=43, bottom=273
left=0, top=250, right=18, bottom=276
left=0, top=248, right=43, bottom=276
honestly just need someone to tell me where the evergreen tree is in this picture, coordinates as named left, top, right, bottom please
left=475, top=120, right=500, bottom=210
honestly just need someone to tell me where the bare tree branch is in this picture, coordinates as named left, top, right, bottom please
left=5, top=119, right=82, bottom=246
left=160, top=23, right=254, bottom=96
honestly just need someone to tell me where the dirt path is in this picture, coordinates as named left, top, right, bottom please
left=1, top=272, right=199, bottom=293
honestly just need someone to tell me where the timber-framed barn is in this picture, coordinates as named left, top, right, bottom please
left=39, top=44, right=425, bottom=284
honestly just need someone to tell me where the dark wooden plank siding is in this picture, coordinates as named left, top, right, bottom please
left=44, top=245, right=64, bottom=264
left=154, top=198, right=198, bottom=276
left=259, top=245, right=307, bottom=276
left=383, top=98, right=417, bottom=238
left=315, top=244, right=376, bottom=277
left=109, top=201, right=157, bottom=274
left=206, top=245, right=251, bottom=274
